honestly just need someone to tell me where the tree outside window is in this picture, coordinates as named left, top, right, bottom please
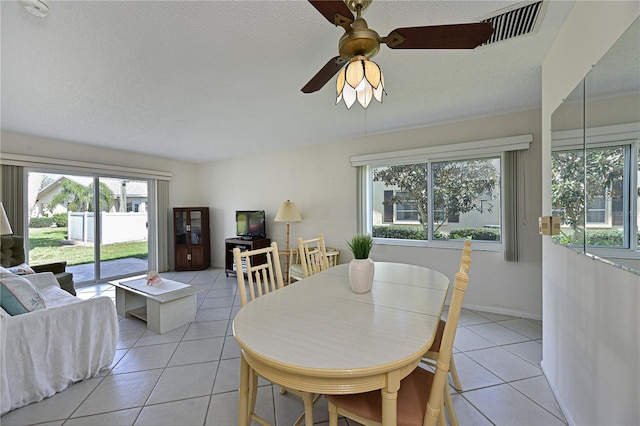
left=371, top=157, right=501, bottom=241
left=49, top=180, right=114, bottom=213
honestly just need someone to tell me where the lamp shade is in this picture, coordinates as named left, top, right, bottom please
left=0, top=202, right=13, bottom=235
left=336, top=55, right=385, bottom=109
left=274, top=200, right=302, bottom=223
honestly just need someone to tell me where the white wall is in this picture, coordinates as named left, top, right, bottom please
left=200, top=108, right=544, bottom=319
left=541, top=3, right=640, bottom=425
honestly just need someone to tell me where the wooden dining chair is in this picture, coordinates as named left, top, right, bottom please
left=233, top=242, right=318, bottom=426
left=420, top=240, right=472, bottom=426
left=289, top=233, right=331, bottom=283
left=233, top=242, right=284, bottom=307
left=298, top=233, right=330, bottom=278
left=288, top=247, right=304, bottom=284
left=326, top=268, right=470, bottom=426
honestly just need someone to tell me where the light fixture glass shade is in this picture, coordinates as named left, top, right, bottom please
left=0, top=202, right=13, bottom=235
left=274, top=200, right=302, bottom=223
left=336, top=55, right=385, bottom=109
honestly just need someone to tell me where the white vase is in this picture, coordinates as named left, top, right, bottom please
left=349, top=258, right=375, bottom=293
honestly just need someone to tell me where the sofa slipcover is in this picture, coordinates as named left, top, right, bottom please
left=0, top=272, right=118, bottom=414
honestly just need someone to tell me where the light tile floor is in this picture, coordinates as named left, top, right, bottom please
left=1, top=268, right=567, bottom=426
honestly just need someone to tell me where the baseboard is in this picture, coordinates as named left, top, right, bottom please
left=541, top=361, right=575, bottom=426
left=460, top=303, right=542, bottom=321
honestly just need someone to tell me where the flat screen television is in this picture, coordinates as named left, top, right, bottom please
left=236, top=210, right=266, bottom=239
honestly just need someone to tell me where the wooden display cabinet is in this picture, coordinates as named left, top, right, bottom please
left=173, top=207, right=211, bottom=271
left=225, top=237, right=271, bottom=276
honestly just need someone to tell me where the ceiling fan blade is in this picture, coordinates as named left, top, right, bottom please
left=383, top=22, right=494, bottom=49
left=301, top=56, right=348, bottom=93
left=308, top=0, right=354, bottom=30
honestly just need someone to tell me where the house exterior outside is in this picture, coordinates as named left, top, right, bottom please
left=30, top=174, right=148, bottom=218
left=29, top=173, right=149, bottom=243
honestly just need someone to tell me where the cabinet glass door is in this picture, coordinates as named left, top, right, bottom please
left=175, top=210, right=187, bottom=244
left=190, top=210, right=202, bottom=245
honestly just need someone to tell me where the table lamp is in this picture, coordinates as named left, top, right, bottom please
left=0, top=202, right=13, bottom=235
left=274, top=200, right=302, bottom=281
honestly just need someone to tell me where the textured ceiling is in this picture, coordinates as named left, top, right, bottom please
left=1, top=0, right=576, bottom=164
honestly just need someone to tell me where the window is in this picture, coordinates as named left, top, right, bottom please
left=351, top=134, right=531, bottom=252
left=392, top=191, right=421, bottom=223
left=432, top=158, right=501, bottom=240
left=382, top=190, right=422, bottom=223
left=369, top=157, right=501, bottom=242
left=586, top=194, right=607, bottom=224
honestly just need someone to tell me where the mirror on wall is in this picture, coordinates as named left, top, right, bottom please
left=551, top=81, right=586, bottom=252
left=551, top=17, right=640, bottom=274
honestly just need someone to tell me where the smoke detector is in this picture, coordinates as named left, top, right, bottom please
left=20, top=0, right=50, bottom=18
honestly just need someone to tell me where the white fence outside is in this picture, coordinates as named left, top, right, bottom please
left=68, top=212, right=148, bottom=244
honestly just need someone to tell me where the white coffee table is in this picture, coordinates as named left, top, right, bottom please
left=110, top=275, right=200, bottom=334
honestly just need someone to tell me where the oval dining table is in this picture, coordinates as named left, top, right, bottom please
left=232, top=261, right=450, bottom=426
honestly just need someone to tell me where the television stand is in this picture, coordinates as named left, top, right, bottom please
left=224, top=237, right=271, bottom=277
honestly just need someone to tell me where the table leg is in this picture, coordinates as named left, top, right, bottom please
left=381, top=389, right=398, bottom=426
left=328, top=401, right=339, bottom=426
left=238, top=352, right=250, bottom=426
left=381, top=371, right=400, bottom=426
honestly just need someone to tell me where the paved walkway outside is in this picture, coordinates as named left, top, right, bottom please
left=68, top=258, right=149, bottom=286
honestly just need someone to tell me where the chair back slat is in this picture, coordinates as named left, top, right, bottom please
left=307, top=249, right=325, bottom=275
left=233, top=242, right=284, bottom=307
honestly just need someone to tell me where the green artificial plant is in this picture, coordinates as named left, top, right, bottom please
left=347, top=234, right=374, bottom=259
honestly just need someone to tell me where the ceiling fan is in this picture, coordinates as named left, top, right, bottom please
left=301, top=0, right=495, bottom=98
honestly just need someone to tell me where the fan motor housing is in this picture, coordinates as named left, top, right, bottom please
left=338, top=19, right=381, bottom=60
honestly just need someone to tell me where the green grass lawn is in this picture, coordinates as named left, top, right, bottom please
left=28, top=227, right=148, bottom=266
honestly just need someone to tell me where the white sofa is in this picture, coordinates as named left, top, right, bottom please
left=0, top=272, right=118, bottom=415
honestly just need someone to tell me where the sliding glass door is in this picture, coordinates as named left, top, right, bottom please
left=27, top=170, right=153, bottom=285
left=97, top=177, right=149, bottom=280
left=28, top=171, right=96, bottom=283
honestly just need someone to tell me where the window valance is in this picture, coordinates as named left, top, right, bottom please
left=350, top=134, right=533, bottom=167
left=0, top=153, right=172, bottom=181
